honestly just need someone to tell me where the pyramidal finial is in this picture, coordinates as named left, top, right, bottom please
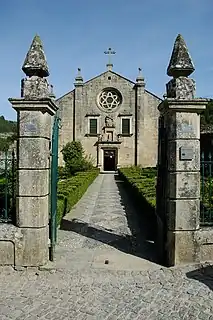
left=22, top=35, right=49, bottom=77
left=167, top=34, right=195, bottom=78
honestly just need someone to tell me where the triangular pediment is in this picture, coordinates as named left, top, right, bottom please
left=56, top=70, right=136, bottom=101
left=56, top=70, right=162, bottom=102
left=83, top=70, right=135, bottom=86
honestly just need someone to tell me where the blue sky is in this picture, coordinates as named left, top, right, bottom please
left=0, top=0, right=212, bottom=120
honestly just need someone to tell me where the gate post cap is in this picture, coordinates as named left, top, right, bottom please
left=22, top=35, right=49, bottom=77
left=167, top=34, right=195, bottom=78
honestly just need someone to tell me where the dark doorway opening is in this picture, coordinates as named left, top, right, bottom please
left=104, top=149, right=116, bottom=171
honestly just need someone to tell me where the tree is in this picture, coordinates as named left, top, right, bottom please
left=61, top=141, right=93, bottom=175
left=0, top=137, right=10, bottom=151
left=201, top=99, right=213, bottom=125
left=0, top=115, right=17, bottom=133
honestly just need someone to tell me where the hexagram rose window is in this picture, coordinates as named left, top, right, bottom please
left=98, top=88, right=122, bottom=111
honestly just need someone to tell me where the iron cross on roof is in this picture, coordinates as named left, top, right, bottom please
left=104, top=47, right=116, bottom=66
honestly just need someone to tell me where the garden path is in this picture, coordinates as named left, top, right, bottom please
left=55, top=173, right=159, bottom=271
left=0, top=174, right=213, bottom=319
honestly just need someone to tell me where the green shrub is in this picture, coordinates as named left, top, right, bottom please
left=58, top=166, right=68, bottom=180
left=56, top=168, right=99, bottom=225
left=200, top=177, right=213, bottom=224
left=61, top=141, right=94, bottom=176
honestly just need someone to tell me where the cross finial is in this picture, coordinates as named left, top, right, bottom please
left=104, top=47, right=116, bottom=70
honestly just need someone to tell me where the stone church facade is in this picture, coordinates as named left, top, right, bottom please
left=57, top=61, right=162, bottom=171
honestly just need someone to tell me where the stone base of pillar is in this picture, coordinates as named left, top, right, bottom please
left=166, top=230, right=200, bottom=266
left=16, top=227, right=49, bottom=266
left=156, top=215, right=166, bottom=265
left=0, top=224, right=49, bottom=267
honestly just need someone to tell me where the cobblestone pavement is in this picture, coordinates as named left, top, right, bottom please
left=0, top=173, right=213, bottom=320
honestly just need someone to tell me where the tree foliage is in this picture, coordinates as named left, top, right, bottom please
left=0, top=116, right=16, bottom=133
left=0, top=137, right=11, bottom=152
left=0, top=115, right=17, bottom=151
left=201, top=99, right=213, bottom=125
left=0, top=134, right=17, bottom=152
left=61, top=141, right=94, bottom=176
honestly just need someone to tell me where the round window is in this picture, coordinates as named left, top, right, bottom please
left=97, top=88, right=122, bottom=112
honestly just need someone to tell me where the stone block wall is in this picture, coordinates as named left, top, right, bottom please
left=57, top=70, right=161, bottom=169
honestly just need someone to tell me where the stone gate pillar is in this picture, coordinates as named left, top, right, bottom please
left=9, top=35, right=58, bottom=266
left=157, top=34, right=207, bottom=266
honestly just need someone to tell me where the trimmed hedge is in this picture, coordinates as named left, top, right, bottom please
left=56, top=169, right=99, bottom=225
left=118, top=166, right=157, bottom=242
left=118, top=166, right=157, bottom=210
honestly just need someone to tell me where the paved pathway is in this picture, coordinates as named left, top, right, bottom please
left=0, top=173, right=213, bottom=319
left=56, top=173, right=158, bottom=271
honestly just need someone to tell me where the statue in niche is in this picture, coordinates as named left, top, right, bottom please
left=105, top=116, right=115, bottom=128
left=98, top=134, right=102, bottom=142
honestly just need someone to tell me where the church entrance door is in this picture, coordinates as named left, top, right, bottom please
left=104, top=149, right=116, bottom=171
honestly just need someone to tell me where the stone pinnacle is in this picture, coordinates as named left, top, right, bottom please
left=167, top=34, right=195, bottom=78
left=22, top=35, right=49, bottom=77
left=75, top=68, right=83, bottom=81
left=136, top=67, right=145, bottom=82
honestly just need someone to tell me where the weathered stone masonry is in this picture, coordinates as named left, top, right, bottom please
left=0, top=35, right=57, bottom=267
left=57, top=63, right=162, bottom=170
left=156, top=34, right=213, bottom=266
left=0, top=34, right=212, bottom=267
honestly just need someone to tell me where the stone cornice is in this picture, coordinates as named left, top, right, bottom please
left=85, top=113, right=100, bottom=117
left=118, top=113, right=133, bottom=117
left=158, top=98, right=208, bottom=114
left=96, top=141, right=122, bottom=148
left=8, top=98, right=58, bottom=116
